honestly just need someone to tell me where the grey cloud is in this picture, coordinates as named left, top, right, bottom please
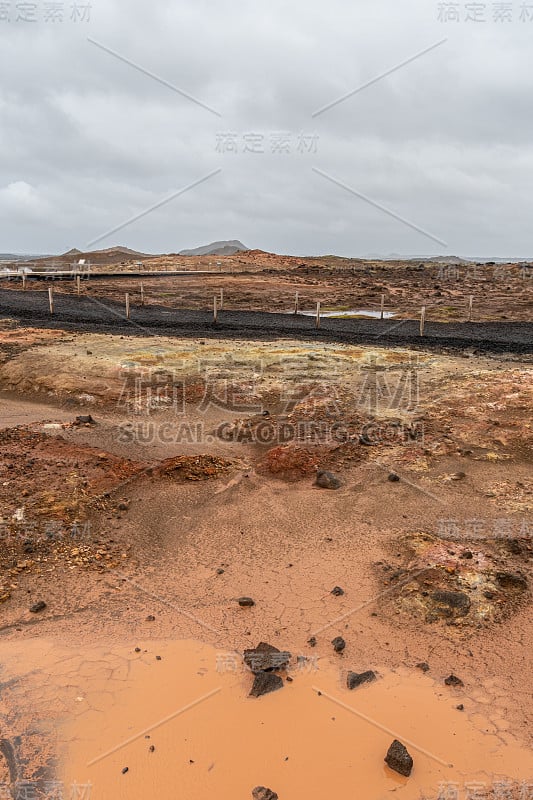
left=0, top=0, right=532, bottom=256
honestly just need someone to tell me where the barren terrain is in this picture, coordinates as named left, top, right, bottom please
left=0, top=260, right=531, bottom=799
left=2, top=249, right=532, bottom=322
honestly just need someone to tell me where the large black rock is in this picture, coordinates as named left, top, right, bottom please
left=347, top=670, right=376, bottom=690
left=249, top=671, right=284, bottom=698
left=384, top=740, right=413, bottom=777
left=244, top=642, right=291, bottom=673
left=331, top=636, right=346, bottom=653
left=316, top=470, right=342, bottom=490
left=252, top=788, right=278, bottom=800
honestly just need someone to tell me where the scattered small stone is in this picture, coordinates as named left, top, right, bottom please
left=252, top=787, right=278, bottom=800
left=388, top=473, right=400, bottom=483
left=146, top=615, right=156, bottom=622
left=451, top=472, right=466, bottom=481
left=315, top=470, right=342, bottom=490
left=484, top=591, right=495, bottom=600
left=244, top=642, right=291, bottom=673
left=121, top=767, right=129, bottom=775
left=117, top=502, right=129, bottom=512
left=307, top=636, right=317, bottom=648
left=385, top=740, right=413, bottom=777
left=156, top=655, right=162, bottom=661
left=216, top=568, right=225, bottom=575
left=238, top=597, right=255, bottom=608
left=331, top=636, right=346, bottom=654
left=29, top=601, right=46, bottom=613
left=445, top=674, right=464, bottom=687
left=331, top=586, right=345, bottom=597
left=347, top=670, right=376, bottom=690
left=135, top=648, right=141, bottom=653
left=249, top=671, right=284, bottom=698
left=460, top=551, right=473, bottom=560
left=456, top=704, right=465, bottom=711
left=74, top=415, right=95, bottom=425
left=416, top=662, right=430, bottom=673
left=286, top=676, right=293, bottom=683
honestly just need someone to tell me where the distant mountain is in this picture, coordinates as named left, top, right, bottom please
left=0, top=253, right=50, bottom=262
left=179, top=240, right=249, bottom=257
left=23, top=246, right=154, bottom=267
left=60, top=246, right=152, bottom=259
left=364, top=253, right=531, bottom=264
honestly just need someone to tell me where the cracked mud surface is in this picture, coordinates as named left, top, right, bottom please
left=0, top=328, right=530, bottom=798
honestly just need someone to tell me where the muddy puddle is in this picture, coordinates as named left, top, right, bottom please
left=1, top=639, right=531, bottom=799
left=299, top=309, right=396, bottom=319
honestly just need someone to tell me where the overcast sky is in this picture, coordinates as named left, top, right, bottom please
left=1, top=0, right=532, bottom=257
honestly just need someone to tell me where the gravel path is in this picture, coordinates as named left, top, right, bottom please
left=1, top=289, right=532, bottom=353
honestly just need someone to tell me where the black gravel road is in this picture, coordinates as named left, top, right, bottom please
left=1, top=289, right=532, bottom=354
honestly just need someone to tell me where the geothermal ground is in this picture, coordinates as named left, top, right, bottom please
left=0, top=254, right=531, bottom=800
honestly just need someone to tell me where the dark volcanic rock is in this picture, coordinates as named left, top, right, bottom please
left=29, top=601, right=47, bottom=613
left=307, top=636, right=317, bottom=648
left=331, top=636, right=346, bottom=653
left=237, top=597, right=255, bottom=607
left=444, top=674, right=464, bottom=687
left=388, top=473, right=400, bottom=482
left=250, top=671, right=284, bottom=698
left=384, top=740, right=413, bottom=777
left=74, top=415, right=95, bottom=425
left=244, top=642, right=291, bottom=673
left=347, top=670, right=377, bottom=690
left=416, top=662, right=430, bottom=673
left=495, top=571, right=528, bottom=592
left=331, top=586, right=345, bottom=596
left=315, top=470, right=342, bottom=490
left=431, top=590, right=471, bottom=618
left=252, top=787, right=278, bottom=800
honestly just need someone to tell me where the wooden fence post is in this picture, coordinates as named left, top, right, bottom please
left=294, top=292, right=299, bottom=315
left=22, top=274, right=26, bottom=291
left=140, top=283, right=145, bottom=306
left=213, top=295, right=218, bottom=323
left=380, top=293, right=385, bottom=320
left=420, top=306, right=426, bottom=337
left=468, top=295, right=473, bottom=322
left=125, top=293, right=130, bottom=320
left=316, top=301, right=321, bottom=329
left=48, top=287, right=54, bottom=314
left=76, top=275, right=81, bottom=296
